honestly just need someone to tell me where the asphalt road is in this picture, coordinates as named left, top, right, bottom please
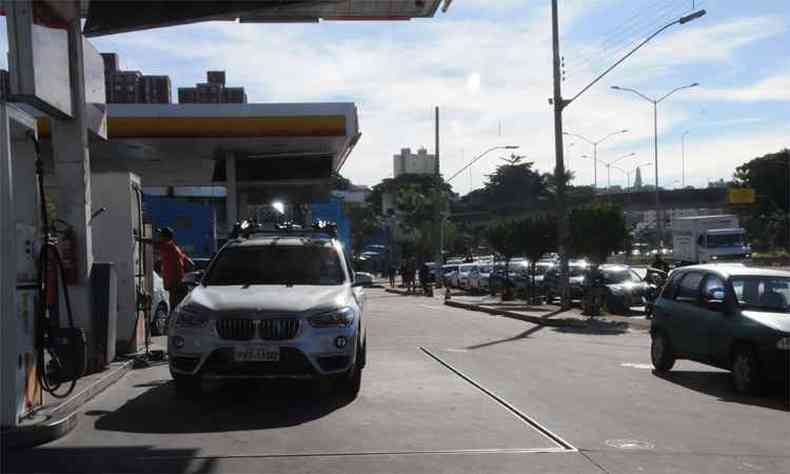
left=4, top=289, right=789, bottom=473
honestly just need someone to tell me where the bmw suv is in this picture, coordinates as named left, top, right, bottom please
left=168, top=225, right=367, bottom=397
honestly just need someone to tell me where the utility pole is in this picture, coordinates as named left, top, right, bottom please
left=551, top=0, right=570, bottom=309
left=681, top=130, right=689, bottom=188
left=434, top=106, right=443, bottom=278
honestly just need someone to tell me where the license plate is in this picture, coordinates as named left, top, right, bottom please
left=234, top=345, right=280, bottom=362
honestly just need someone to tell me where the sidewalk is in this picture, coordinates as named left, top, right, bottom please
left=386, top=286, right=651, bottom=331
left=1, top=337, right=168, bottom=450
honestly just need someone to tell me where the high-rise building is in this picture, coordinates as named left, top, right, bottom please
left=178, top=71, right=247, bottom=104
left=141, top=75, right=172, bottom=104
left=393, top=147, right=437, bottom=177
left=101, top=51, right=172, bottom=104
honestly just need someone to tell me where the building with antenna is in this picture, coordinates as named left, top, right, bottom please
left=393, top=147, right=437, bottom=177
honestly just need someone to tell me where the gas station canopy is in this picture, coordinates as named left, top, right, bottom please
left=40, top=102, right=360, bottom=202
left=83, top=0, right=452, bottom=36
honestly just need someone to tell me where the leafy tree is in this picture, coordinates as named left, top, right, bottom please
left=332, top=172, right=352, bottom=191
left=344, top=203, right=380, bottom=255
left=481, top=162, right=550, bottom=209
left=568, top=203, right=629, bottom=264
left=517, top=215, right=557, bottom=299
left=734, top=149, right=790, bottom=250
left=486, top=219, right=520, bottom=300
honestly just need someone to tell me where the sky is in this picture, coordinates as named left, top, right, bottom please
left=2, top=0, right=788, bottom=195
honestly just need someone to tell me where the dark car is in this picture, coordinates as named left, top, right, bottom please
left=599, top=264, right=652, bottom=314
left=651, top=265, right=790, bottom=394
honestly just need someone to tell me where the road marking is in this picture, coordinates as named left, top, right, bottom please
left=113, top=447, right=573, bottom=461
left=420, top=347, right=577, bottom=452
left=620, top=363, right=653, bottom=369
left=605, top=439, right=654, bottom=450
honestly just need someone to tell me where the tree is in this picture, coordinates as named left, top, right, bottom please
left=481, top=162, right=550, bottom=209
left=344, top=203, right=380, bottom=255
left=486, top=219, right=520, bottom=300
left=568, top=203, right=629, bottom=264
left=332, top=172, right=352, bottom=191
left=734, top=149, right=790, bottom=251
left=518, top=215, right=557, bottom=300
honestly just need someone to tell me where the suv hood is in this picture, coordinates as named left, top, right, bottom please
left=741, top=310, right=790, bottom=333
left=185, top=284, right=351, bottom=314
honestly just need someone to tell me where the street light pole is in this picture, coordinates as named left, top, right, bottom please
left=602, top=152, right=636, bottom=190
left=551, top=4, right=705, bottom=308
left=681, top=130, right=689, bottom=188
left=563, top=129, right=628, bottom=189
left=611, top=82, right=700, bottom=248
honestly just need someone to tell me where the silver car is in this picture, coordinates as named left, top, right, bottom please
left=168, top=230, right=367, bottom=397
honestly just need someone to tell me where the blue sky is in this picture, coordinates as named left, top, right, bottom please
left=3, top=0, right=788, bottom=192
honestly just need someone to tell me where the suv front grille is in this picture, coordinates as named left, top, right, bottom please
left=216, top=318, right=300, bottom=341
left=259, top=319, right=300, bottom=340
left=216, top=319, right=255, bottom=340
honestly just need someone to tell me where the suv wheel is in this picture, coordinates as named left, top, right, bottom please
left=172, top=372, right=202, bottom=396
left=651, top=331, right=676, bottom=372
left=732, top=346, right=762, bottom=395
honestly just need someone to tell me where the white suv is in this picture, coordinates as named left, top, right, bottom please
left=168, top=226, right=367, bottom=397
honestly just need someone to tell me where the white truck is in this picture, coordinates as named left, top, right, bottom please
left=672, top=214, right=751, bottom=264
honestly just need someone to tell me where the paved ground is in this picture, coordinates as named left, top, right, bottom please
left=4, top=289, right=789, bottom=473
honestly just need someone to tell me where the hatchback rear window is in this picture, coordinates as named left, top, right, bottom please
left=731, top=276, right=790, bottom=313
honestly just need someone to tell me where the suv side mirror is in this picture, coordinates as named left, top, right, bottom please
left=704, top=299, right=727, bottom=313
left=183, top=271, right=204, bottom=288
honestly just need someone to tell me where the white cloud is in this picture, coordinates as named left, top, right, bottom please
left=466, top=72, right=481, bottom=94
left=698, top=72, right=790, bottom=102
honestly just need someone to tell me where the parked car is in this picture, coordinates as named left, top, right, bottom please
left=354, top=272, right=375, bottom=287
left=442, top=264, right=460, bottom=287
left=150, top=271, right=170, bottom=336
left=457, top=263, right=477, bottom=290
left=543, top=260, right=589, bottom=302
left=168, top=228, right=367, bottom=397
left=489, top=260, right=530, bottom=292
left=599, top=264, right=652, bottom=314
left=469, top=264, right=493, bottom=292
left=651, top=264, right=790, bottom=394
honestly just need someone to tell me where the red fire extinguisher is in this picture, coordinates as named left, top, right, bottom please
left=57, top=227, right=79, bottom=285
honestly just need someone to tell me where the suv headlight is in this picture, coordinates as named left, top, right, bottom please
left=308, top=306, right=355, bottom=328
left=175, top=304, right=210, bottom=328
left=777, top=337, right=790, bottom=351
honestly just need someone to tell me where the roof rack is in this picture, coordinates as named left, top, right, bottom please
left=230, top=219, right=339, bottom=240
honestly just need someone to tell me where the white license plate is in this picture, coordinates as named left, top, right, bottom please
left=234, top=346, right=280, bottom=362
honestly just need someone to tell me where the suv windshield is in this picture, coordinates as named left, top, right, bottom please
left=205, top=244, right=346, bottom=286
left=731, top=276, right=790, bottom=314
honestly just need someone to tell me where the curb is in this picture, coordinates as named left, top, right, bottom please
left=1, top=359, right=133, bottom=450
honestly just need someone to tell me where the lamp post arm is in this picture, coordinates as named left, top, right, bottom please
left=566, top=18, right=680, bottom=106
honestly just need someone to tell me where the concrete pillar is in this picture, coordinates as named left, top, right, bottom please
left=225, top=152, right=237, bottom=230
left=50, top=16, right=95, bottom=364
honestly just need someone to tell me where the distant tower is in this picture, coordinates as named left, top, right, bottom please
left=634, top=167, right=643, bottom=190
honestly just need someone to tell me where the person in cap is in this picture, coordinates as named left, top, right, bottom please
left=140, top=227, right=194, bottom=311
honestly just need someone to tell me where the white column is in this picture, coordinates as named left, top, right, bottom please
left=50, top=16, right=95, bottom=364
left=225, top=152, right=237, bottom=230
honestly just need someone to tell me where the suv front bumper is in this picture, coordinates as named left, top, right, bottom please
left=168, top=321, right=359, bottom=379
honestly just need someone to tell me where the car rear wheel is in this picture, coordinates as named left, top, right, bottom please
left=732, top=346, right=762, bottom=395
left=651, top=331, right=676, bottom=372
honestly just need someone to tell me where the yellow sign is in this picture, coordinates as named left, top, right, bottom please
left=728, top=187, right=756, bottom=205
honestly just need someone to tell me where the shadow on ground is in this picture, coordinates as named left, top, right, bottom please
left=653, top=370, right=790, bottom=411
left=465, top=325, right=547, bottom=350
left=552, top=319, right=629, bottom=335
left=2, top=446, right=211, bottom=474
left=92, top=379, right=353, bottom=434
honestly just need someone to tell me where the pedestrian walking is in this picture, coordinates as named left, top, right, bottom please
left=388, top=265, right=397, bottom=288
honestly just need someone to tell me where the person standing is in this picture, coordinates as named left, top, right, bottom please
left=140, top=227, right=194, bottom=312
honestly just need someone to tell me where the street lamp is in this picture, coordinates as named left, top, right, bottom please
left=447, top=145, right=520, bottom=183
left=602, top=152, right=636, bottom=190
left=563, top=129, right=628, bottom=188
left=550, top=1, right=705, bottom=308
left=611, top=82, right=699, bottom=248
left=681, top=130, right=690, bottom=188
left=611, top=161, right=652, bottom=190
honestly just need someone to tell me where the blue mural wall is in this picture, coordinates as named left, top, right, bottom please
left=143, top=196, right=216, bottom=257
